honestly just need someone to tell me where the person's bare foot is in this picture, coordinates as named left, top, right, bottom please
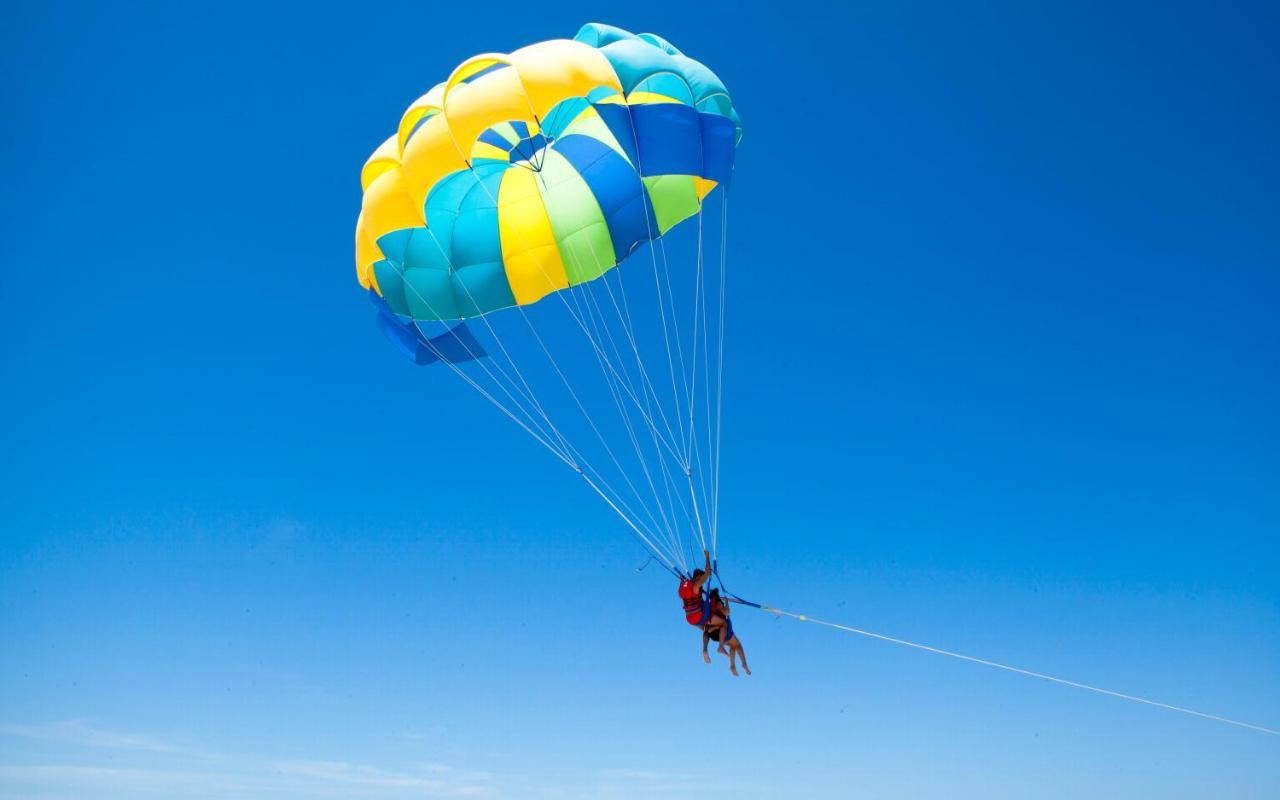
left=730, top=664, right=739, bottom=676
left=703, top=651, right=711, bottom=664
left=743, top=665, right=752, bottom=676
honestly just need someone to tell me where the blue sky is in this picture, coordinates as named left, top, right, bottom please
left=2, top=1, right=1278, bottom=798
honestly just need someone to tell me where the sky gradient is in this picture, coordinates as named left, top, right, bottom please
left=3, top=1, right=1278, bottom=798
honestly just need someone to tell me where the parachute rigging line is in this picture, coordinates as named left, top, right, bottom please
left=355, top=23, right=738, bottom=587
left=455, top=147, right=718, bottom=576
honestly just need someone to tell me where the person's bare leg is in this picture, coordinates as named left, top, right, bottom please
left=728, top=638, right=740, bottom=676
left=702, top=630, right=712, bottom=663
left=735, top=640, right=751, bottom=675
left=708, top=615, right=729, bottom=654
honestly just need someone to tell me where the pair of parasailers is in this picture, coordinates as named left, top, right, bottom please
left=677, top=550, right=751, bottom=676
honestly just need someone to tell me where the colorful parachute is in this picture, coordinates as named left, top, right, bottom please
left=356, top=22, right=739, bottom=321
left=356, top=24, right=739, bottom=577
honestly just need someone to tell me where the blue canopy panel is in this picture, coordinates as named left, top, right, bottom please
left=592, top=102, right=737, bottom=186
left=371, top=291, right=488, bottom=366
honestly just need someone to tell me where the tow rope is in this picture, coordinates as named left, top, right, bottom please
left=726, top=597, right=1278, bottom=737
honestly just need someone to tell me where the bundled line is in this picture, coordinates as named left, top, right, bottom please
left=752, top=604, right=1279, bottom=737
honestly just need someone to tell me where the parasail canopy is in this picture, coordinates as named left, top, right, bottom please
left=357, top=23, right=738, bottom=321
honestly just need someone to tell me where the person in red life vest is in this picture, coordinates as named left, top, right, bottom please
left=678, top=549, right=729, bottom=657
left=704, top=587, right=751, bottom=676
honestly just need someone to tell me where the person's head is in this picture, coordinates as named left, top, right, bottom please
left=691, top=568, right=705, bottom=581
left=709, top=588, right=721, bottom=601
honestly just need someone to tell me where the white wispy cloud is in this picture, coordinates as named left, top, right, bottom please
left=273, top=760, right=495, bottom=796
left=0, top=721, right=192, bottom=755
left=0, top=764, right=261, bottom=795
left=0, top=721, right=500, bottom=798
left=597, top=768, right=689, bottom=781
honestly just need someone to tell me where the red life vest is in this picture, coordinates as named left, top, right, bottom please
left=678, top=579, right=705, bottom=625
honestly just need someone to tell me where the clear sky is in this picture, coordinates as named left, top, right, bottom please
left=3, top=1, right=1278, bottom=798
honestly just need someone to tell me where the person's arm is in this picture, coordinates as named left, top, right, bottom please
left=692, top=549, right=712, bottom=590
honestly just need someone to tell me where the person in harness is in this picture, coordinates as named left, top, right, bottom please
left=678, top=550, right=729, bottom=656
left=704, top=588, right=751, bottom=676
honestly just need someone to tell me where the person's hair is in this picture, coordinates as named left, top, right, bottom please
left=691, top=568, right=705, bottom=579
left=708, top=588, right=721, bottom=600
